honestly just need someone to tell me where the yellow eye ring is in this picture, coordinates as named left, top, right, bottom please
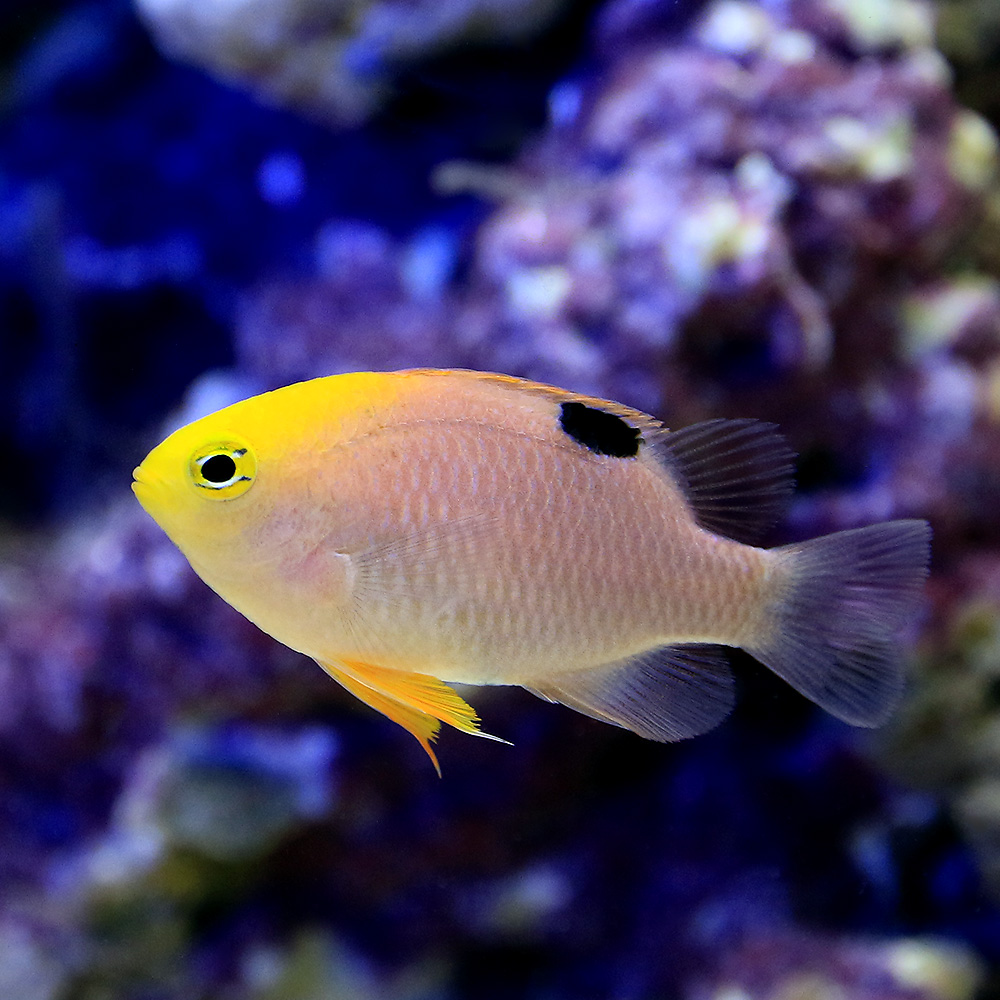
left=189, top=440, right=256, bottom=500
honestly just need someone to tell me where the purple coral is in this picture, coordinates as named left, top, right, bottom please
left=2, top=0, right=1000, bottom=996
left=134, top=0, right=581, bottom=126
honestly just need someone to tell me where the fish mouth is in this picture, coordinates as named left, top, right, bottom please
left=131, top=467, right=153, bottom=503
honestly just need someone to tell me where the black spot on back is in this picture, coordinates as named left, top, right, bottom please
left=559, top=401, right=641, bottom=458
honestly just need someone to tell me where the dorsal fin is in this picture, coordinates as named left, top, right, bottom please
left=398, top=368, right=668, bottom=442
left=657, top=419, right=796, bottom=544
left=400, top=370, right=793, bottom=542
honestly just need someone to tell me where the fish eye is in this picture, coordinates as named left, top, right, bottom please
left=189, top=440, right=256, bottom=500
left=201, top=454, right=237, bottom=483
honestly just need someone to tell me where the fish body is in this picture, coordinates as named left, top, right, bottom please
left=133, top=369, right=930, bottom=771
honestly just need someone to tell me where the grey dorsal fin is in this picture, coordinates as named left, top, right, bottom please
left=658, top=419, right=796, bottom=544
left=524, top=644, right=735, bottom=742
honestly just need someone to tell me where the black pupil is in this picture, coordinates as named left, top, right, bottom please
left=201, top=454, right=237, bottom=484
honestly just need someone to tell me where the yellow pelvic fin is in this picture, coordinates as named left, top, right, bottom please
left=315, top=658, right=509, bottom=774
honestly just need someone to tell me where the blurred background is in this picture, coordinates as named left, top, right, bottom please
left=3, top=0, right=1000, bottom=997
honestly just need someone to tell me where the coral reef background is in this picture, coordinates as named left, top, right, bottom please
left=3, top=0, right=1000, bottom=997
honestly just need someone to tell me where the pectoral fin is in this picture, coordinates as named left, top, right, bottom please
left=315, top=657, right=508, bottom=775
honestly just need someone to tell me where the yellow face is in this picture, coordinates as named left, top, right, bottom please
left=131, top=373, right=406, bottom=656
left=132, top=413, right=265, bottom=565
left=131, top=372, right=395, bottom=586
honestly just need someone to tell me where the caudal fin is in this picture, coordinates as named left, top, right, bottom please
left=746, top=519, right=931, bottom=727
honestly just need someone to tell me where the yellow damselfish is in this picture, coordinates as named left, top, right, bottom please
left=133, top=369, right=930, bottom=772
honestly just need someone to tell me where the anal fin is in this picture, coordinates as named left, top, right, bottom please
left=525, top=644, right=735, bottom=742
left=316, top=657, right=509, bottom=775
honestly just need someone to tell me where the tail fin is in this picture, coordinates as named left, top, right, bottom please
left=746, top=519, right=931, bottom=727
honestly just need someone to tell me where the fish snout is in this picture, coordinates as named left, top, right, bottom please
left=131, top=466, right=157, bottom=506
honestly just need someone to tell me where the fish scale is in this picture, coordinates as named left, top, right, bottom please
left=133, top=369, right=930, bottom=771
left=344, top=419, right=770, bottom=682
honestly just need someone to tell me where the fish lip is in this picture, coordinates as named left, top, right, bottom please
left=131, top=467, right=151, bottom=498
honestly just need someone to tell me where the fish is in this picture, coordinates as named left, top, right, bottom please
left=132, top=369, right=931, bottom=773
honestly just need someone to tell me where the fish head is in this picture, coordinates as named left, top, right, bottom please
left=133, top=372, right=418, bottom=635
left=131, top=394, right=296, bottom=580
left=131, top=375, right=390, bottom=592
